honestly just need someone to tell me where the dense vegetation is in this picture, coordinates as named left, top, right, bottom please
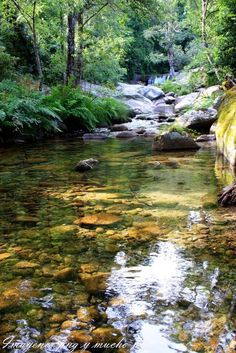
left=0, top=0, right=235, bottom=140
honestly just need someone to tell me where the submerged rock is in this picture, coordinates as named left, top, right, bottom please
left=218, top=182, right=236, bottom=207
left=0, top=253, right=12, bottom=261
left=77, top=213, right=121, bottom=226
left=79, top=272, right=110, bottom=293
left=75, top=158, right=99, bottom=172
left=152, top=131, right=200, bottom=151
left=54, top=267, right=76, bottom=281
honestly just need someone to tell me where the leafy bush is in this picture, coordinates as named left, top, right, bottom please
left=159, top=80, right=192, bottom=96
left=44, top=85, right=129, bottom=131
left=0, top=81, right=130, bottom=138
left=0, top=80, right=61, bottom=135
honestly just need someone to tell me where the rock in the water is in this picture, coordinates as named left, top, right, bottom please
left=75, top=158, right=99, bottom=172
left=0, top=253, right=12, bottom=261
left=15, top=261, right=39, bottom=269
left=218, top=183, right=236, bottom=207
left=77, top=213, right=121, bottom=226
left=91, top=327, right=121, bottom=344
left=154, top=103, right=175, bottom=117
left=111, top=124, right=128, bottom=132
left=153, top=131, right=200, bottom=151
left=83, top=133, right=108, bottom=140
left=79, top=272, right=110, bottom=293
left=54, top=267, right=76, bottom=281
left=116, top=131, right=138, bottom=138
left=177, top=109, right=217, bottom=132
left=196, top=134, right=216, bottom=142
left=138, top=86, right=165, bottom=101
left=175, top=92, right=199, bottom=112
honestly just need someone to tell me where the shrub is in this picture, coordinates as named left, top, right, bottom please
left=44, top=85, right=129, bottom=131
left=0, top=47, right=17, bottom=81
left=0, top=80, right=61, bottom=135
left=159, top=80, right=192, bottom=96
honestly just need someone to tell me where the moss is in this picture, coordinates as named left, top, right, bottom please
left=216, top=87, right=236, bottom=165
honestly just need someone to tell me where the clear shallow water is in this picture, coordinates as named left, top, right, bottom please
left=0, top=138, right=236, bottom=353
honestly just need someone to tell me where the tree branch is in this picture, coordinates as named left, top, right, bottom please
left=82, top=2, right=109, bottom=28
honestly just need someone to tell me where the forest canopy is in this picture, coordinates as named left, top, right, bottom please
left=0, top=0, right=235, bottom=87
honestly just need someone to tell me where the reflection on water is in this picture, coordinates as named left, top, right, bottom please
left=0, top=139, right=235, bottom=353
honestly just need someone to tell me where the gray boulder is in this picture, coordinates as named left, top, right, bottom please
left=177, top=108, right=217, bottom=132
left=116, top=131, right=138, bottom=138
left=111, top=124, right=128, bottom=132
left=152, top=131, right=200, bottom=151
left=75, top=158, right=99, bottom=172
left=83, top=133, right=109, bottom=140
left=154, top=104, right=175, bottom=118
left=175, top=92, right=199, bottom=112
left=138, top=86, right=165, bottom=101
left=164, top=96, right=176, bottom=105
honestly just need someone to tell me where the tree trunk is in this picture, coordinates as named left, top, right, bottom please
left=32, top=23, right=43, bottom=90
left=201, top=0, right=220, bottom=81
left=75, top=11, right=84, bottom=86
left=66, top=12, right=77, bottom=83
left=168, top=49, right=175, bottom=79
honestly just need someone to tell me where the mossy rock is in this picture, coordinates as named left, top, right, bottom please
left=216, top=87, right=236, bottom=165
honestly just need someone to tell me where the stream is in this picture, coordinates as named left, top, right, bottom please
left=0, top=138, right=236, bottom=353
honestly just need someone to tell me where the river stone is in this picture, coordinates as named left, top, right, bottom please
left=138, top=86, right=165, bottom=100
left=69, top=330, right=93, bottom=344
left=177, top=109, right=217, bottom=132
left=77, top=307, right=100, bottom=323
left=116, top=131, right=138, bottom=138
left=111, top=124, right=128, bottom=132
left=83, top=133, right=108, bottom=140
left=54, top=267, right=76, bottom=281
left=15, top=261, right=39, bottom=269
left=78, top=213, right=121, bottom=226
left=91, top=327, right=121, bottom=344
left=75, top=158, right=99, bottom=172
left=153, top=132, right=200, bottom=151
left=79, top=272, right=110, bottom=293
left=0, top=253, right=12, bottom=261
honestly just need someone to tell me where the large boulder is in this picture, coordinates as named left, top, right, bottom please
left=116, top=131, right=138, bottom=138
left=138, top=86, right=165, bottom=101
left=177, top=109, right=217, bottom=132
left=152, top=131, right=200, bottom=151
left=216, top=88, right=236, bottom=166
left=115, top=83, right=155, bottom=115
left=154, top=103, right=175, bottom=118
left=175, top=92, right=199, bottom=112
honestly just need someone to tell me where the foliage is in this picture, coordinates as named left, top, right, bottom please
left=159, top=80, right=192, bottom=95
left=41, top=85, right=130, bottom=131
left=0, top=80, right=129, bottom=137
left=0, top=47, right=17, bottom=80
left=0, top=80, right=61, bottom=135
left=159, top=122, right=197, bottom=137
